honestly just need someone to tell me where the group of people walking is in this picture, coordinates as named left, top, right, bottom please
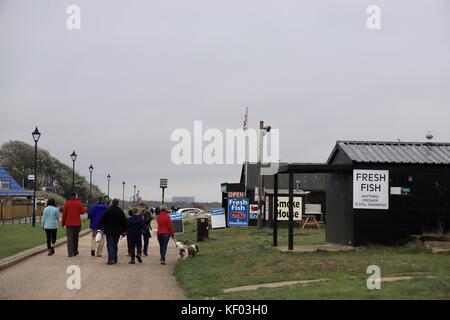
left=41, top=194, right=175, bottom=265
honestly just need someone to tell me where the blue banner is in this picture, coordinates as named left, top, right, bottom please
left=227, top=198, right=249, bottom=227
left=211, top=208, right=225, bottom=216
left=169, top=213, right=183, bottom=221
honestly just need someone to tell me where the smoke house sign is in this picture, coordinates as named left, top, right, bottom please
left=276, top=197, right=302, bottom=220
left=353, top=170, right=389, bottom=210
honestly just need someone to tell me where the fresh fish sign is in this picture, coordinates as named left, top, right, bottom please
left=353, top=170, right=389, bottom=210
left=227, top=198, right=249, bottom=227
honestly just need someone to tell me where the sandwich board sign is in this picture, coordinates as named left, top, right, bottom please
left=353, top=170, right=389, bottom=210
left=227, top=197, right=249, bottom=227
left=169, top=212, right=184, bottom=233
left=276, top=197, right=302, bottom=221
left=210, top=208, right=226, bottom=229
left=249, top=204, right=259, bottom=220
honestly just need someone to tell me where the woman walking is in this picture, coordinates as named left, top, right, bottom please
left=99, top=199, right=127, bottom=265
left=41, top=199, right=60, bottom=256
left=156, top=205, right=174, bottom=265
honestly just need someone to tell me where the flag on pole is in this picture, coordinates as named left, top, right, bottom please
left=243, top=107, right=249, bottom=197
left=243, top=106, right=248, bottom=130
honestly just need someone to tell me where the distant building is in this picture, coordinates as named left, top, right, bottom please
left=172, top=196, right=195, bottom=203
left=0, top=165, right=32, bottom=200
left=221, top=163, right=327, bottom=226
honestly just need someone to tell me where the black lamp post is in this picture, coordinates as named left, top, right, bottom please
left=107, top=174, right=111, bottom=201
left=258, top=120, right=271, bottom=229
left=133, top=185, right=136, bottom=206
left=122, top=181, right=126, bottom=209
left=32, top=127, right=41, bottom=227
left=70, top=151, right=77, bottom=193
left=89, top=164, right=94, bottom=204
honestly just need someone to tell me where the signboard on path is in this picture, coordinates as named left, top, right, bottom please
left=227, top=198, right=249, bottom=227
left=210, top=208, right=226, bottom=229
left=169, top=212, right=184, bottom=233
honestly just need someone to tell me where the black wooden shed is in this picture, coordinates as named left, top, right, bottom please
left=326, top=141, right=450, bottom=246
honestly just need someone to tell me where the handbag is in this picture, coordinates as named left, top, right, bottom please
left=95, top=231, right=102, bottom=243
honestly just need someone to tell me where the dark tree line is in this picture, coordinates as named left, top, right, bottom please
left=0, top=140, right=103, bottom=202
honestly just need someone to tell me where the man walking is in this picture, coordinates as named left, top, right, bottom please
left=99, top=199, right=127, bottom=265
left=139, top=202, right=152, bottom=256
left=88, top=196, right=108, bottom=257
left=62, top=193, right=86, bottom=257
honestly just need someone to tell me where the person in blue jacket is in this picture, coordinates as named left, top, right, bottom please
left=88, top=196, right=108, bottom=257
left=41, top=198, right=61, bottom=256
left=127, top=207, right=146, bottom=264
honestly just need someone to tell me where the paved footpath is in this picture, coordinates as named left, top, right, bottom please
left=0, top=229, right=185, bottom=300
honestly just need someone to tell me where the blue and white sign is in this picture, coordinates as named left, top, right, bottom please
left=169, top=212, right=184, bottom=233
left=227, top=198, right=249, bottom=227
left=210, top=208, right=226, bottom=229
left=169, top=212, right=183, bottom=221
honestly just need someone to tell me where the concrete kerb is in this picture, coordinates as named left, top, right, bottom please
left=0, top=228, right=91, bottom=271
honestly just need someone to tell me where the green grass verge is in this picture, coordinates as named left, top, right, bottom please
left=174, top=221, right=450, bottom=300
left=0, top=219, right=90, bottom=260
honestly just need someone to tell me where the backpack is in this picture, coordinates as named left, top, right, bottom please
left=143, top=209, right=153, bottom=225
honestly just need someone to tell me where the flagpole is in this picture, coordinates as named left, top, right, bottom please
left=244, top=107, right=248, bottom=198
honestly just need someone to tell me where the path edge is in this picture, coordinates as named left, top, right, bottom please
left=0, top=228, right=91, bottom=271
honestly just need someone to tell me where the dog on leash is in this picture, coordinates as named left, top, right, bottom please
left=176, top=241, right=199, bottom=260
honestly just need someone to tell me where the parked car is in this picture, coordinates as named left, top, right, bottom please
left=175, top=208, right=204, bottom=217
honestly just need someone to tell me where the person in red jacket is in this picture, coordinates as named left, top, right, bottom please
left=62, top=193, right=86, bottom=257
left=156, top=205, right=174, bottom=265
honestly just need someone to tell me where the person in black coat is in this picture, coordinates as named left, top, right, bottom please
left=99, top=199, right=127, bottom=265
left=127, top=207, right=146, bottom=264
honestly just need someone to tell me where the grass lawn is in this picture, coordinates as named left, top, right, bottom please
left=0, top=219, right=90, bottom=260
left=174, top=219, right=450, bottom=299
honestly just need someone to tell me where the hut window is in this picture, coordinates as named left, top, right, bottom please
left=1, top=180, right=11, bottom=190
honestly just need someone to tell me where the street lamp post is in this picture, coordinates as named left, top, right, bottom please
left=31, top=127, right=41, bottom=227
left=122, top=181, right=126, bottom=209
left=133, top=185, right=136, bottom=206
left=107, top=174, right=111, bottom=201
left=258, top=121, right=271, bottom=229
left=70, top=151, right=77, bottom=193
left=89, top=164, right=94, bottom=204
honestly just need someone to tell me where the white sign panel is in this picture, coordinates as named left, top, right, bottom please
left=353, top=170, right=389, bottom=210
left=276, top=197, right=302, bottom=221
left=28, top=175, right=35, bottom=181
left=210, top=208, right=226, bottom=229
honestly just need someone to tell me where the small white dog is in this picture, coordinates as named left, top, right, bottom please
left=176, top=241, right=199, bottom=260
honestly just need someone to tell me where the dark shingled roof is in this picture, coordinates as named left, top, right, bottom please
left=329, top=141, right=450, bottom=164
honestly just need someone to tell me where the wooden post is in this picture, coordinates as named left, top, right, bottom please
left=288, top=171, right=294, bottom=250
left=273, top=174, right=278, bottom=246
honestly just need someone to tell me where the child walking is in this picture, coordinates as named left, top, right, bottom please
left=127, top=207, right=146, bottom=264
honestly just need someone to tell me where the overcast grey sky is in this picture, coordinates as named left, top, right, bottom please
left=1, top=0, right=449, bottom=202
